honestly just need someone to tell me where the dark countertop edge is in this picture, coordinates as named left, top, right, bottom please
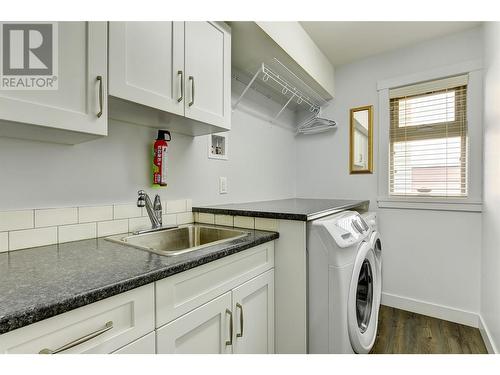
left=0, top=232, right=278, bottom=335
left=193, top=207, right=308, bottom=221
left=304, top=200, right=370, bottom=220
left=192, top=200, right=370, bottom=221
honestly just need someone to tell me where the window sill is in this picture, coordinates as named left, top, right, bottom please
left=377, top=197, right=482, bottom=212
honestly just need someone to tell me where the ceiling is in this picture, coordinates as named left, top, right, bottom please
left=300, top=22, right=481, bottom=66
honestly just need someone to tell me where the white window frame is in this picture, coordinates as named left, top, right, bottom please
left=377, top=60, right=483, bottom=212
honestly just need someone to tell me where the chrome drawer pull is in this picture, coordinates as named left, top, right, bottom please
left=39, top=321, right=113, bottom=354
left=177, top=70, right=184, bottom=102
left=96, top=75, right=104, bottom=118
left=236, top=303, right=244, bottom=338
left=188, top=76, right=195, bottom=107
left=225, top=308, right=233, bottom=346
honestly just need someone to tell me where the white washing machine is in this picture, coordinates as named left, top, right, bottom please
left=307, top=210, right=382, bottom=353
left=361, top=212, right=382, bottom=282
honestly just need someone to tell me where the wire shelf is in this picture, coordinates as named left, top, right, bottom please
left=232, top=59, right=335, bottom=134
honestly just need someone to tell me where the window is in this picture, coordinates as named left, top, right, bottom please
left=389, top=75, right=468, bottom=198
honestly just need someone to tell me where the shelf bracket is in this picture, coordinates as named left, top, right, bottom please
left=272, top=91, right=297, bottom=122
left=232, top=66, right=262, bottom=111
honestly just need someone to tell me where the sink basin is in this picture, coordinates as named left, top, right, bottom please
left=106, top=224, right=250, bottom=256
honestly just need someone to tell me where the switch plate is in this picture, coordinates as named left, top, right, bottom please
left=219, top=177, right=228, bottom=194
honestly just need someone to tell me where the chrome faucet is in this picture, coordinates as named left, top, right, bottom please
left=137, top=190, right=162, bottom=230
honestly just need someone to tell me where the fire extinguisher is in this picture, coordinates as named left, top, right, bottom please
left=152, top=130, right=171, bottom=188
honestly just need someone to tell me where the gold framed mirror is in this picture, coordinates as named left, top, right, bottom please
left=350, top=105, right=373, bottom=174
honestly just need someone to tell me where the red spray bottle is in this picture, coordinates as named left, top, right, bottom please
left=152, top=130, right=171, bottom=187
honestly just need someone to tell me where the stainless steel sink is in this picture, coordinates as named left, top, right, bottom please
left=106, top=224, right=250, bottom=256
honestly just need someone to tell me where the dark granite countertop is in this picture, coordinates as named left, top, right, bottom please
left=0, top=227, right=278, bottom=334
left=193, top=198, right=369, bottom=221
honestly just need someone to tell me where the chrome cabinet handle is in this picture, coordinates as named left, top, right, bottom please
left=39, top=321, right=113, bottom=354
left=236, top=303, right=244, bottom=338
left=177, top=70, right=183, bottom=103
left=225, top=308, right=233, bottom=346
left=188, top=75, right=194, bottom=107
left=96, top=75, right=103, bottom=118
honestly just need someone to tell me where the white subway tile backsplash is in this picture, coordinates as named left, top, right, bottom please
left=9, top=227, right=57, bottom=250
left=166, top=199, right=187, bottom=214
left=255, top=217, right=278, bottom=231
left=97, top=220, right=128, bottom=237
left=197, top=213, right=215, bottom=224
left=35, top=208, right=78, bottom=228
left=0, top=233, right=8, bottom=252
left=79, top=206, right=113, bottom=223
left=59, top=223, right=96, bottom=243
left=215, top=214, right=233, bottom=227
left=0, top=198, right=192, bottom=252
left=177, top=212, right=194, bottom=225
left=0, top=210, right=33, bottom=232
left=158, top=202, right=166, bottom=216
left=128, top=217, right=152, bottom=233
left=114, top=204, right=142, bottom=219
left=162, top=214, right=177, bottom=226
left=234, top=216, right=255, bottom=229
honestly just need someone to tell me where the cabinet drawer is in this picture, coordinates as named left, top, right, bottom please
left=156, top=242, right=274, bottom=328
left=0, top=284, right=154, bottom=354
left=113, top=332, right=156, bottom=354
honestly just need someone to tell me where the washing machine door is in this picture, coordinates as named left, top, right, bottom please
left=347, top=241, right=381, bottom=353
left=369, top=231, right=382, bottom=276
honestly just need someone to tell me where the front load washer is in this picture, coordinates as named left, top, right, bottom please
left=307, top=211, right=381, bottom=353
left=361, top=211, right=382, bottom=281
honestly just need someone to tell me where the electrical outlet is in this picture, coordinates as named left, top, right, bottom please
left=219, top=177, right=228, bottom=194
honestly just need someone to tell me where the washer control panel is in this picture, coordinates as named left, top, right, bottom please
left=321, top=211, right=369, bottom=248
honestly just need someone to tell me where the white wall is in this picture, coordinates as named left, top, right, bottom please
left=481, top=22, right=500, bottom=352
left=0, top=106, right=296, bottom=210
left=296, top=26, right=484, bottom=324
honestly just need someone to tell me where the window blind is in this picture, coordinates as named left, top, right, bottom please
left=389, top=76, right=468, bottom=198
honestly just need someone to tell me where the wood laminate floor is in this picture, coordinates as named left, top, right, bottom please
left=370, top=306, right=488, bottom=354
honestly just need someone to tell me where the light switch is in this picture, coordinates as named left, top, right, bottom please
left=219, top=177, right=228, bottom=194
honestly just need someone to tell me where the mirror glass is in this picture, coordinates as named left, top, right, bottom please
left=350, top=106, right=373, bottom=174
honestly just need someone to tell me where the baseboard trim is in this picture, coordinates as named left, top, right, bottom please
left=479, top=315, right=498, bottom=354
left=381, top=292, right=479, bottom=328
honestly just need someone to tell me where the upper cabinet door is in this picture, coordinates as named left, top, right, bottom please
left=0, top=22, right=107, bottom=142
left=232, top=270, right=275, bottom=354
left=109, top=22, right=184, bottom=116
left=184, top=22, right=231, bottom=130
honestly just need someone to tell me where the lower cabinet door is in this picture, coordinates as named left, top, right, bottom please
left=156, top=292, right=232, bottom=354
left=113, top=332, right=156, bottom=354
left=232, top=269, right=275, bottom=354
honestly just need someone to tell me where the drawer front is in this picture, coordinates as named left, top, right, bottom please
left=113, top=332, right=156, bottom=354
left=156, top=241, right=274, bottom=328
left=0, top=284, right=154, bottom=354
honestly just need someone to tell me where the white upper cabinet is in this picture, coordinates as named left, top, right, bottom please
left=109, top=22, right=184, bottom=116
left=108, top=21, right=231, bottom=136
left=0, top=22, right=107, bottom=144
left=184, top=22, right=231, bottom=130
